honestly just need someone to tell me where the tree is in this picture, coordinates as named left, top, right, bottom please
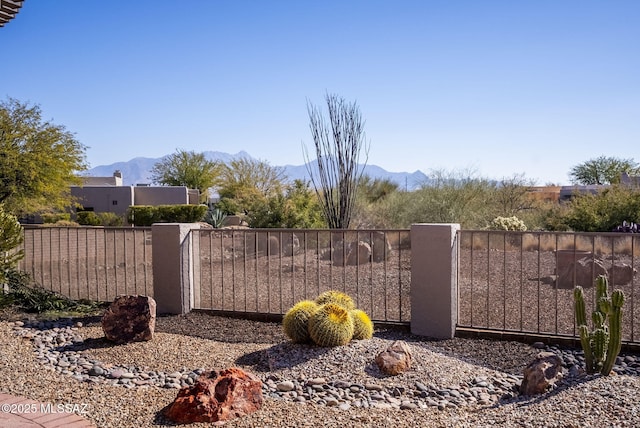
left=491, top=173, right=537, bottom=217
left=568, top=156, right=640, bottom=185
left=0, top=98, right=87, bottom=216
left=216, top=157, right=286, bottom=215
left=0, top=206, right=23, bottom=285
left=304, top=93, right=369, bottom=229
left=150, top=149, right=221, bottom=202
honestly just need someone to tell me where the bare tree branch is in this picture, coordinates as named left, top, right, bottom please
left=303, top=93, right=369, bottom=228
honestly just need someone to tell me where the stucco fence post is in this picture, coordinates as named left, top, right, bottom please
left=410, top=223, right=460, bottom=339
left=151, top=223, right=201, bottom=315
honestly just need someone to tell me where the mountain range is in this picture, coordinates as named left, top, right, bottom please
left=85, top=151, right=428, bottom=190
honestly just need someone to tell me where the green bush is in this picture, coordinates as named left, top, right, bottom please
left=41, top=213, right=71, bottom=224
left=0, top=207, right=24, bottom=284
left=128, top=205, right=207, bottom=226
left=561, top=185, right=640, bottom=232
left=98, top=212, right=124, bottom=226
left=127, top=206, right=158, bottom=226
left=77, top=211, right=102, bottom=226
left=2, top=268, right=104, bottom=314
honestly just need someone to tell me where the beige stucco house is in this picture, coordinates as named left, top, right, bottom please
left=71, top=171, right=200, bottom=223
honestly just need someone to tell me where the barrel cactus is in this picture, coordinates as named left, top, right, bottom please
left=315, top=290, right=356, bottom=310
left=350, top=309, right=374, bottom=340
left=308, top=303, right=354, bottom=347
left=283, top=300, right=318, bottom=343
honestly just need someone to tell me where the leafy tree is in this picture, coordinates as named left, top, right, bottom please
left=0, top=98, right=87, bottom=216
left=304, top=93, right=369, bottom=229
left=150, top=149, right=221, bottom=202
left=216, top=157, right=286, bottom=215
left=560, top=185, right=640, bottom=232
left=0, top=206, right=24, bottom=286
left=568, top=156, right=640, bottom=185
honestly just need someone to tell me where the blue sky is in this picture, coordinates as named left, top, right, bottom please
left=2, top=1, right=639, bottom=185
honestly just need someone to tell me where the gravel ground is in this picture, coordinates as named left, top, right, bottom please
left=1, top=310, right=640, bottom=427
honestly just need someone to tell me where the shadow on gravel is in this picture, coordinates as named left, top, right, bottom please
left=54, top=336, right=119, bottom=353
left=488, top=374, right=594, bottom=410
left=154, top=312, right=287, bottom=344
left=236, top=341, right=332, bottom=372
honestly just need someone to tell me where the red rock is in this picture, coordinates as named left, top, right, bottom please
left=164, top=368, right=263, bottom=424
left=101, top=295, right=156, bottom=344
left=375, top=340, right=412, bottom=375
left=520, top=351, right=563, bottom=395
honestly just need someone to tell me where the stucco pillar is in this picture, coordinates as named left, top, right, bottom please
left=151, top=223, right=200, bottom=314
left=410, top=223, right=460, bottom=339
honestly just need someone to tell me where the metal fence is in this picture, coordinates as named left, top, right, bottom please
left=18, top=226, right=153, bottom=301
left=457, top=230, right=640, bottom=344
left=192, top=228, right=411, bottom=323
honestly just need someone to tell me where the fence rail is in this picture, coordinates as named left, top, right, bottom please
left=457, top=230, right=640, bottom=344
left=18, top=226, right=153, bottom=301
left=14, top=225, right=640, bottom=346
left=193, top=228, right=411, bottom=323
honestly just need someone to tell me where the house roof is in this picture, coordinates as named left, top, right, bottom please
left=0, top=0, right=24, bottom=28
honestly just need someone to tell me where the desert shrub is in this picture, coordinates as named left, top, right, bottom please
left=561, top=185, right=640, bottom=232
left=77, top=211, right=102, bottom=226
left=0, top=207, right=24, bottom=284
left=203, top=206, right=227, bottom=228
left=2, top=268, right=104, bottom=313
left=50, top=220, right=80, bottom=227
left=127, top=206, right=158, bottom=226
left=489, top=216, right=527, bottom=231
left=41, top=213, right=71, bottom=223
left=98, top=212, right=124, bottom=226
left=127, top=205, right=207, bottom=226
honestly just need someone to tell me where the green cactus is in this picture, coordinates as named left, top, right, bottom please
left=315, top=290, right=356, bottom=311
left=350, top=309, right=374, bottom=340
left=602, top=290, right=625, bottom=375
left=573, top=275, right=625, bottom=376
left=578, top=325, right=594, bottom=374
left=283, top=300, right=319, bottom=343
left=574, top=287, right=587, bottom=327
left=308, top=303, right=355, bottom=347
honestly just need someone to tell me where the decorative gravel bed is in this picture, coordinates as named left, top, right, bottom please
left=1, top=310, right=640, bottom=427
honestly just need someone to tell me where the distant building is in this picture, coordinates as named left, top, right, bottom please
left=527, top=184, right=607, bottom=203
left=71, top=171, right=200, bottom=223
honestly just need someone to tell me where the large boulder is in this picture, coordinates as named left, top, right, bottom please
left=345, top=241, right=372, bottom=266
left=375, top=340, right=412, bottom=375
left=520, top=351, right=563, bottom=395
left=371, top=232, right=392, bottom=263
left=163, top=368, right=263, bottom=424
left=101, top=295, right=156, bottom=344
left=608, top=262, right=636, bottom=285
left=555, top=257, right=607, bottom=288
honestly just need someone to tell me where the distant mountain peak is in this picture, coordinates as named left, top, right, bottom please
left=86, top=151, right=428, bottom=190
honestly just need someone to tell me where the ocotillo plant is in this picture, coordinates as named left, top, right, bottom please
left=573, top=275, right=625, bottom=375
